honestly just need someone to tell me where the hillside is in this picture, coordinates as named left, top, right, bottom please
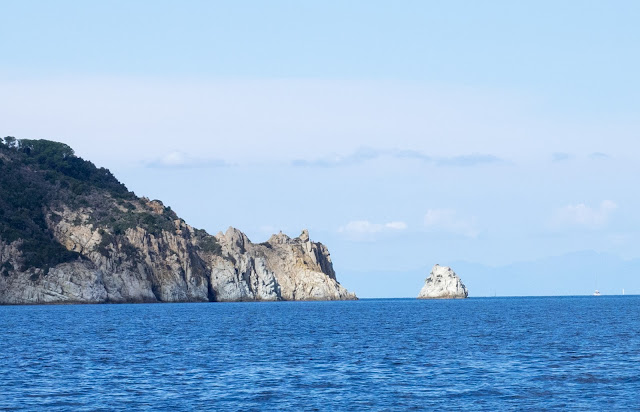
left=0, top=137, right=355, bottom=304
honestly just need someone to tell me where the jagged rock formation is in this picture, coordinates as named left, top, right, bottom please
left=0, top=138, right=356, bottom=304
left=207, top=228, right=354, bottom=301
left=418, top=264, right=468, bottom=299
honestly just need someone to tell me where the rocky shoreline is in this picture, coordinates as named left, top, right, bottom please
left=0, top=222, right=356, bottom=304
left=0, top=139, right=356, bottom=305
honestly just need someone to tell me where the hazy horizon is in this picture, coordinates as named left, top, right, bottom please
left=3, top=1, right=639, bottom=297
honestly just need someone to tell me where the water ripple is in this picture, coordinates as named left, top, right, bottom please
left=1, top=296, right=639, bottom=410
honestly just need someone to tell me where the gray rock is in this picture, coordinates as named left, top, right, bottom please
left=418, top=264, right=468, bottom=299
left=0, top=208, right=356, bottom=303
left=207, top=227, right=356, bottom=301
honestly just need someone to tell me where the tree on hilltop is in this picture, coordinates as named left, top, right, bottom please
left=3, top=136, right=17, bottom=148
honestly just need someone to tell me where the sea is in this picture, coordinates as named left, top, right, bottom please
left=1, top=296, right=639, bottom=410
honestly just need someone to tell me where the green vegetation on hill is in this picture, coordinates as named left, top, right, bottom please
left=0, top=137, right=135, bottom=270
left=193, top=228, right=222, bottom=255
left=17, top=138, right=133, bottom=200
left=0, top=136, right=222, bottom=273
left=0, top=138, right=102, bottom=270
left=88, top=199, right=179, bottom=237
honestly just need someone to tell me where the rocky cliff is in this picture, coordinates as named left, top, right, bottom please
left=0, top=138, right=356, bottom=304
left=418, top=264, right=468, bottom=299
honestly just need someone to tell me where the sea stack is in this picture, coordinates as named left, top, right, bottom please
left=418, top=264, right=468, bottom=299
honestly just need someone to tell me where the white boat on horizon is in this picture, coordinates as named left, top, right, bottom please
left=593, top=290, right=601, bottom=296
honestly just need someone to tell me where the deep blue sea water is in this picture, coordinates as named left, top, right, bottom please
left=1, top=296, right=639, bottom=410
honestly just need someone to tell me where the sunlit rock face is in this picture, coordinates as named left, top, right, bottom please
left=1, top=218, right=357, bottom=304
left=418, top=264, right=468, bottom=299
left=0, top=139, right=356, bottom=304
left=207, top=228, right=356, bottom=302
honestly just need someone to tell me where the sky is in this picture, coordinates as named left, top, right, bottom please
left=2, top=1, right=640, bottom=297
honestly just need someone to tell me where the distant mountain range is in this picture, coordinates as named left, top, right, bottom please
left=456, top=251, right=640, bottom=297
left=340, top=251, right=640, bottom=298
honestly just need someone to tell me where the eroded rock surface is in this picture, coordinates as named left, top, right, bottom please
left=0, top=139, right=356, bottom=304
left=206, top=228, right=355, bottom=301
left=418, top=264, right=468, bottom=299
left=0, top=211, right=355, bottom=304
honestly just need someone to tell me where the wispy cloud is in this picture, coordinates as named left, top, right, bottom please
left=394, top=149, right=432, bottom=162
left=293, top=147, right=503, bottom=168
left=424, top=209, right=479, bottom=238
left=338, top=220, right=407, bottom=240
left=147, top=151, right=231, bottom=169
left=292, top=147, right=382, bottom=167
left=552, top=200, right=617, bottom=228
left=383, top=221, right=408, bottom=230
left=589, top=152, right=610, bottom=160
left=435, top=154, right=503, bottom=167
left=552, top=152, right=572, bottom=162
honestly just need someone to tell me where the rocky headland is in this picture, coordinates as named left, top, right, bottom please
left=0, top=138, right=356, bottom=304
left=418, top=264, right=468, bottom=299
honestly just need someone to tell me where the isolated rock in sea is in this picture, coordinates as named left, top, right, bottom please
left=418, top=264, right=468, bottom=299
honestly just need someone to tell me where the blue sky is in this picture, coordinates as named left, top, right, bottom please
left=2, top=1, right=640, bottom=296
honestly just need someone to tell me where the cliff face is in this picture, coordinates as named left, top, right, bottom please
left=418, top=264, right=468, bottom=299
left=208, top=228, right=355, bottom=301
left=0, top=138, right=355, bottom=304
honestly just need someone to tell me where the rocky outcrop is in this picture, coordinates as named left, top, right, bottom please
left=418, top=264, right=468, bottom=299
left=0, top=207, right=355, bottom=304
left=206, top=228, right=355, bottom=301
left=0, top=138, right=356, bottom=304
